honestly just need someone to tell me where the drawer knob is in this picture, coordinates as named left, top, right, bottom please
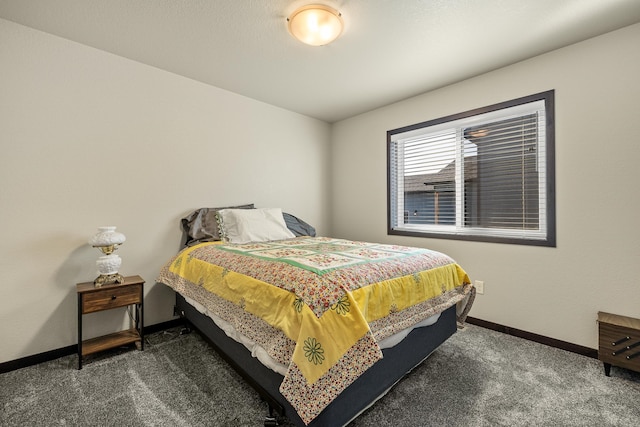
left=612, top=341, right=640, bottom=356
left=111, top=295, right=117, bottom=300
left=612, top=336, right=630, bottom=346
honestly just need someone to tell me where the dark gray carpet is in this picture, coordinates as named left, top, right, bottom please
left=2, top=324, right=639, bottom=426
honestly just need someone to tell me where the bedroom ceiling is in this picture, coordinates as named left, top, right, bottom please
left=1, top=0, right=639, bottom=123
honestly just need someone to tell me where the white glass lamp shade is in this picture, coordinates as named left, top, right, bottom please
left=89, top=226, right=126, bottom=247
left=96, top=254, right=122, bottom=275
left=287, top=4, right=343, bottom=46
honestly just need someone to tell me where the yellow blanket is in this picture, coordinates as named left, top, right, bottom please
left=158, top=237, right=472, bottom=424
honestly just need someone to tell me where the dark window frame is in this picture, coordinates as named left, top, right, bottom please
left=387, top=90, right=556, bottom=247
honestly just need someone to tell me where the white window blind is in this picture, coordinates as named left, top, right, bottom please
left=387, top=91, right=555, bottom=246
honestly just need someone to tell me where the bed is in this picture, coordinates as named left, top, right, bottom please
left=157, top=207, right=474, bottom=426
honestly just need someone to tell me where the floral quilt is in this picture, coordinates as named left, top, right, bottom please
left=157, top=237, right=472, bottom=425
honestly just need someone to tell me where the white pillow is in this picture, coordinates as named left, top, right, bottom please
left=217, top=208, right=296, bottom=244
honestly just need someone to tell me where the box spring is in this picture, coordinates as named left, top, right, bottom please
left=175, top=293, right=457, bottom=426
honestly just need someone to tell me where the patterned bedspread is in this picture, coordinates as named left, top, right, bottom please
left=157, top=237, right=472, bottom=424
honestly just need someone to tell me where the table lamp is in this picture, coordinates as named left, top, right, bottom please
left=89, top=226, right=126, bottom=287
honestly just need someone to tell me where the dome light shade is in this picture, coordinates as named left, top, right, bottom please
left=287, top=4, right=343, bottom=46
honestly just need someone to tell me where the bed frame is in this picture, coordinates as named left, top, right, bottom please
left=175, top=292, right=457, bottom=426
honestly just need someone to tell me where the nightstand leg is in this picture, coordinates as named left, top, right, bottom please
left=77, top=293, right=83, bottom=370
left=140, top=301, right=144, bottom=351
left=604, top=362, right=611, bottom=376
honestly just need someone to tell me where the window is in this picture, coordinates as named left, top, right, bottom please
left=387, top=91, right=555, bottom=246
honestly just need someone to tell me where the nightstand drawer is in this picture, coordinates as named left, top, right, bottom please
left=82, top=284, right=142, bottom=313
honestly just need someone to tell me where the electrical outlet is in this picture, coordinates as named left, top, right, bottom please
left=474, top=280, right=484, bottom=294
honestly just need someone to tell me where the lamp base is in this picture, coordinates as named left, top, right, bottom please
left=94, top=273, right=125, bottom=287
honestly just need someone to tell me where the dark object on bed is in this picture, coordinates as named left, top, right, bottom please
left=175, top=293, right=457, bottom=427
left=282, top=212, right=316, bottom=237
left=181, top=203, right=255, bottom=246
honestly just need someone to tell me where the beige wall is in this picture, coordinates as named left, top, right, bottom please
left=0, top=19, right=331, bottom=364
left=330, top=24, right=640, bottom=349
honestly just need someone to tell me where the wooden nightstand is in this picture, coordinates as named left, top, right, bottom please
left=597, top=311, right=640, bottom=376
left=77, top=275, right=144, bottom=369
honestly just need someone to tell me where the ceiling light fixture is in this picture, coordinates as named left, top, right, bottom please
left=287, top=4, right=343, bottom=46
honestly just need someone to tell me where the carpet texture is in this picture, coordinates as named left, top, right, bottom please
left=1, top=324, right=639, bottom=426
